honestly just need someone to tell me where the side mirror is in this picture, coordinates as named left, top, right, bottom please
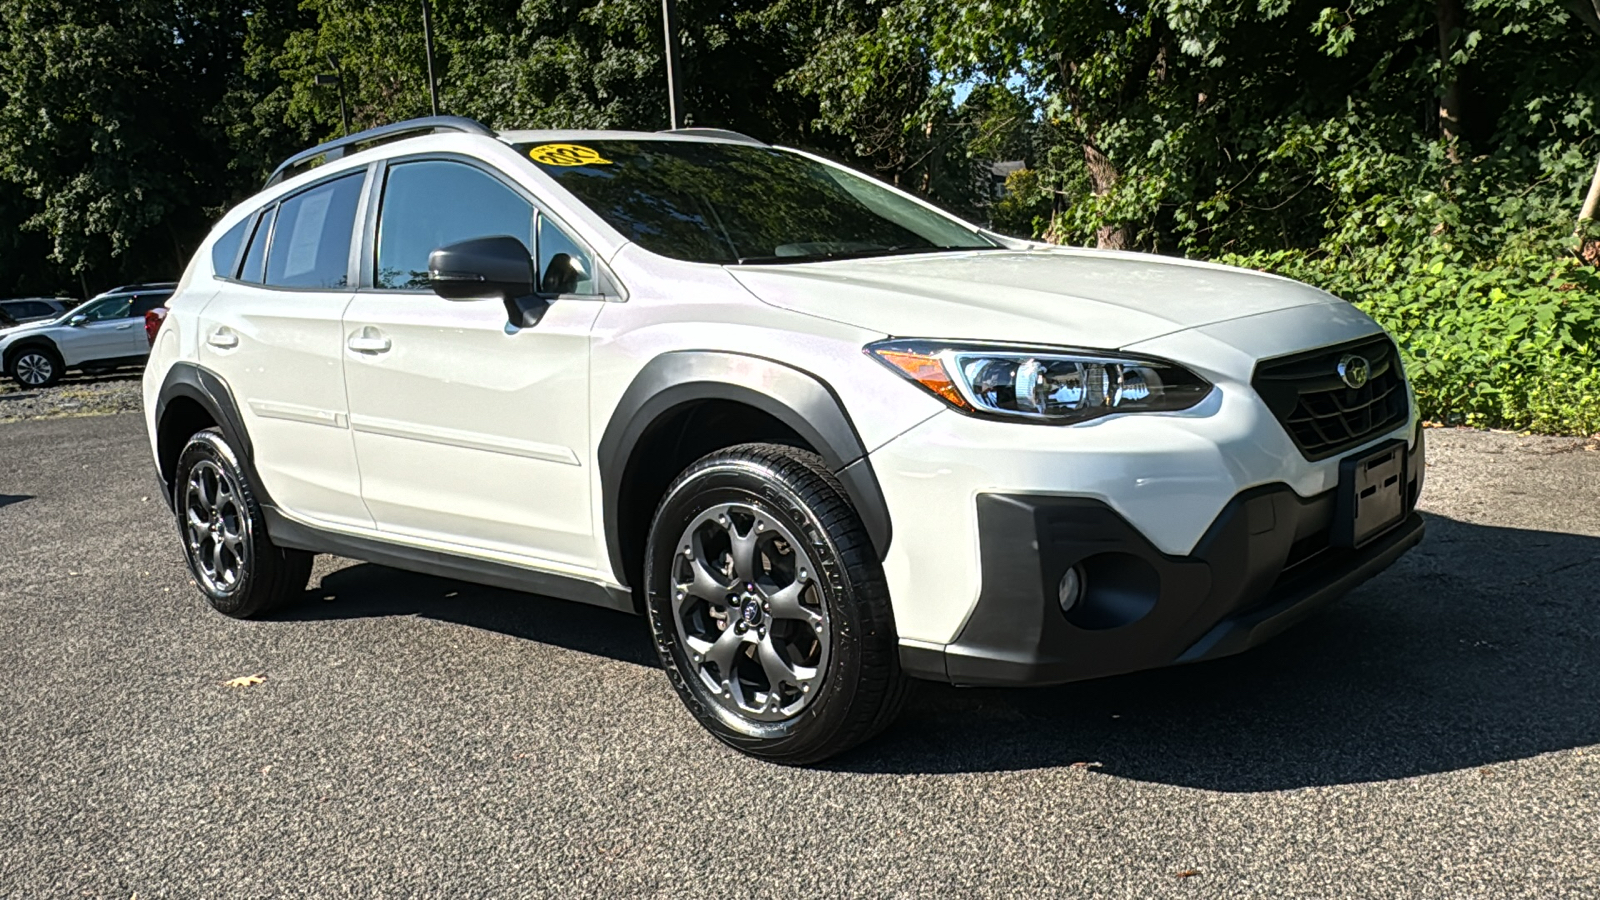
left=540, top=252, right=586, bottom=295
left=68, top=314, right=88, bottom=327
left=429, top=236, right=545, bottom=328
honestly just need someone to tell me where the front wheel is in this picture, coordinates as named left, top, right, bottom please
left=644, top=443, right=910, bottom=764
left=8, top=347, right=62, bottom=388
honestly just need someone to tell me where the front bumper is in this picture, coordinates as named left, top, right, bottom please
left=900, top=429, right=1425, bottom=686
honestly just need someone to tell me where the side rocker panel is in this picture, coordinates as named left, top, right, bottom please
left=597, top=350, right=893, bottom=588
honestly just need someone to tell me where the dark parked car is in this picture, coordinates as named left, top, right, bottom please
left=0, top=298, right=72, bottom=324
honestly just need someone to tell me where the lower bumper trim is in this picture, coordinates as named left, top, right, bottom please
left=1175, top=511, right=1424, bottom=664
left=899, top=429, right=1426, bottom=687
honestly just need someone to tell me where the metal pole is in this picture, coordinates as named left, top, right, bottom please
left=421, top=0, right=440, bottom=116
left=661, top=0, right=682, bottom=129
left=326, top=55, right=350, bottom=137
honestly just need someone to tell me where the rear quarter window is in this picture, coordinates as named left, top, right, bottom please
left=211, top=217, right=251, bottom=279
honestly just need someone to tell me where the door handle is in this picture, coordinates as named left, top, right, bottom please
left=347, top=332, right=392, bottom=354
left=206, top=329, right=238, bottom=349
left=116, top=323, right=134, bottom=330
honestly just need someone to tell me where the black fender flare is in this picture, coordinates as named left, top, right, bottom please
left=154, top=362, right=271, bottom=509
left=597, top=351, right=892, bottom=588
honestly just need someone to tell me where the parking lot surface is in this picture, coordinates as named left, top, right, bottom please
left=0, top=370, right=142, bottom=423
left=2, top=412, right=1598, bottom=898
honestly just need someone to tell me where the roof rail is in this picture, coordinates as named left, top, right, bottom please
left=659, top=127, right=766, bottom=146
left=265, top=115, right=496, bottom=187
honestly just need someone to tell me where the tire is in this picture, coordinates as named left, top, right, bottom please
left=7, top=346, right=62, bottom=388
left=172, top=428, right=313, bottom=619
left=644, top=442, right=911, bottom=764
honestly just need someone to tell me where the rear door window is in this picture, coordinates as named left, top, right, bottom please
left=264, top=172, right=365, bottom=289
left=131, top=294, right=169, bottom=316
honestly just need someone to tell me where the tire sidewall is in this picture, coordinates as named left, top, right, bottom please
left=645, top=456, right=868, bottom=757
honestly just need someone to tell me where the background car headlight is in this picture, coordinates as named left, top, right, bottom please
left=867, top=339, right=1213, bottom=424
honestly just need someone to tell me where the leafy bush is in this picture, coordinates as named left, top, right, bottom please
left=1225, top=236, right=1600, bottom=436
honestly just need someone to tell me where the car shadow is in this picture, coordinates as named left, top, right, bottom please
left=0, top=494, right=32, bottom=509
left=828, top=513, right=1600, bottom=789
left=58, top=370, right=142, bottom=386
left=276, top=561, right=657, bottom=668
left=0, top=369, right=140, bottom=398
left=275, top=513, right=1600, bottom=790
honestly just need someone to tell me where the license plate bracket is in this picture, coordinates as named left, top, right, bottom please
left=1333, top=440, right=1407, bottom=549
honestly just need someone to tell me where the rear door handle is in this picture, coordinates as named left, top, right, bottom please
left=347, top=331, right=392, bottom=354
left=206, top=329, right=238, bottom=349
left=116, top=323, right=135, bottom=330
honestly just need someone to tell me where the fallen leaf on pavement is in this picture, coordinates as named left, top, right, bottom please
left=1175, top=869, right=1201, bottom=879
left=224, top=674, right=265, bottom=688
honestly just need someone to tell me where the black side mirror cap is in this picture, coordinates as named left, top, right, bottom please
left=428, top=235, right=536, bottom=302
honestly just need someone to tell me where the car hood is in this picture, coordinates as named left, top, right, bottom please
left=727, top=247, right=1344, bottom=349
left=0, top=320, right=53, bottom=342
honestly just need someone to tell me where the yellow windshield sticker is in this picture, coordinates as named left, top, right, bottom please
left=527, top=143, right=612, bottom=167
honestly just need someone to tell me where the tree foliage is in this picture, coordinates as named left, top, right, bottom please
left=0, top=0, right=1595, bottom=429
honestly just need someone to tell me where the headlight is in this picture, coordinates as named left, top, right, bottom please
left=867, top=339, right=1213, bottom=424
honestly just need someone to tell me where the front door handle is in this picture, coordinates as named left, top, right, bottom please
left=347, top=331, right=392, bottom=354
left=206, top=329, right=238, bottom=349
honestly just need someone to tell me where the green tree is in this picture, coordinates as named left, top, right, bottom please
left=0, top=0, right=300, bottom=292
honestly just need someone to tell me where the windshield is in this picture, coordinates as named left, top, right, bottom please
left=519, top=140, right=997, bottom=264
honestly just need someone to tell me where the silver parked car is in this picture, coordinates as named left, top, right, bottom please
left=0, top=286, right=172, bottom=387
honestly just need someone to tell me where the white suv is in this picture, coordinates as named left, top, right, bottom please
left=144, top=117, right=1425, bottom=763
left=3, top=286, right=172, bottom=386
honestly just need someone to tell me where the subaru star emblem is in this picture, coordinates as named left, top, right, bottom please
left=741, top=598, right=763, bottom=624
left=1337, top=354, right=1371, bottom=390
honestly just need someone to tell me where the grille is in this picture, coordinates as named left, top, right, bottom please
left=1252, top=335, right=1410, bottom=461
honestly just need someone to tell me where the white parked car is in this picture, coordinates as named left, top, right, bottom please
left=3, top=286, right=172, bottom=386
left=143, top=117, right=1424, bottom=763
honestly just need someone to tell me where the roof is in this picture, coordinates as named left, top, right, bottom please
left=498, top=128, right=765, bottom=146
left=265, top=117, right=767, bottom=187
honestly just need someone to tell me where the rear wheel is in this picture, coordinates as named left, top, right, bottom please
left=644, top=443, right=910, bottom=764
left=173, top=428, right=313, bottom=618
left=8, top=347, right=62, bottom=388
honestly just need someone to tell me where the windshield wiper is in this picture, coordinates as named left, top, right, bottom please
left=732, top=245, right=980, bottom=266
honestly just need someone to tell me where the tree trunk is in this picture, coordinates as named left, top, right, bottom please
left=1437, top=0, right=1466, bottom=161
left=1083, top=143, right=1132, bottom=250
left=1562, top=0, right=1600, bottom=39
left=1580, top=154, right=1600, bottom=229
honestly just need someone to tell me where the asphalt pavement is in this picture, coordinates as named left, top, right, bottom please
left=2, top=413, right=1598, bottom=898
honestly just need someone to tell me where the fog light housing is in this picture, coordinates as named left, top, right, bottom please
left=1058, top=565, right=1085, bottom=614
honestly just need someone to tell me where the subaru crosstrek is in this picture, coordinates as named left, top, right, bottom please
left=144, top=117, right=1425, bottom=763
